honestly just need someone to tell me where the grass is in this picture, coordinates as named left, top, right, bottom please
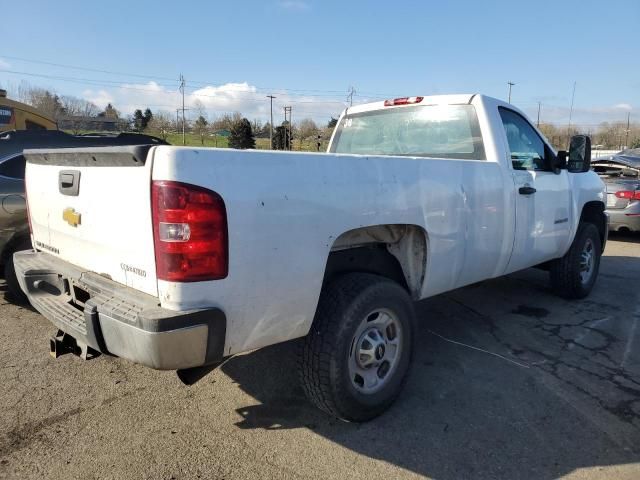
left=163, top=133, right=326, bottom=152
left=65, top=130, right=328, bottom=152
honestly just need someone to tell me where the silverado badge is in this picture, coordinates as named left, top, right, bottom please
left=63, top=207, right=81, bottom=227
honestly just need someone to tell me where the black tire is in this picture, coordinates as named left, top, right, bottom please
left=298, top=273, right=414, bottom=422
left=550, top=222, right=601, bottom=299
left=4, top=239, right=31, bottom=305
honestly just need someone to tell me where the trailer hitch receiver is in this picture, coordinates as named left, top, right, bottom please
left=50, top=330, right=99, bottom=360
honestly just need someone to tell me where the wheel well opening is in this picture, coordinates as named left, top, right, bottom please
left=580, top=201, right=606, bottom=249
left=324, top=225, right=427, bottom=299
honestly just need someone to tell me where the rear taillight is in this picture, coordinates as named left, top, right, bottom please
left=615, top=190, right=640, bottom=200
left=384, top=96, right=424, bottom=106
left=151, top=180, right=228, bottom=282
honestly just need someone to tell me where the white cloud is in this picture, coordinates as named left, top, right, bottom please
left=81, top=88, right=114, bottom=108
left=613, top=103, right=632, bottom=111
left=278, top=1, right=310, bottom=10
left=0, top=58, right=10, bottom=69
left=79, top=80, right=345, bottom=123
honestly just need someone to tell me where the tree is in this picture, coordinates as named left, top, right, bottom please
left=228, top=118, right=256, bottom=149
left=145, top=111, right=172, bottom=141
left=298, top=118, right=319, bottom=140
left=256, top=122, right=271, bottom=138
left=211, top=112, right=242, bottom=132
left=272, top=123, right=291, bottom=150
left=98, top=103, right=119, bottom=119
left=60, top=95, right=100, bottom=117
left=327, top=117, right=338, bottom=129
left=143, top=108, right=153, bottom=129
left=24, top=88, right=66, bottom=119
left=194, top=115, right=209, bottom=145
left=133, top=109, right=145, bottom=132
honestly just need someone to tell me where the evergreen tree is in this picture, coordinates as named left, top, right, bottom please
left=142, top=108, right=153, bottom=130
left=327, top=117, right=338, bottom=128
left=272, top=124, right=291, bottom=150
left=228, top=118, right=256, bottom=149
left=132, top=109, right=145, bottom=132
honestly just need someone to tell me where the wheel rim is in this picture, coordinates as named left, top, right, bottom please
left=348, top=308, right=403, bottom=394
left=579, top=238, right=595, bottom=285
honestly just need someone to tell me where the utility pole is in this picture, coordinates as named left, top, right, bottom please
left=179, top=74, right=186, bottom=145
left=625, top=111, right=631, bottom=149
left=347, top=86, right=356, bottom=107
left=266, top=95, right=276, bottom=149
left=568, top=81, right=576, bottom=146
left=283, top=106, right=292, bottom=150
left=507, top=82, right=515, bottom=103
left=537, top=102, right=541, bottom=127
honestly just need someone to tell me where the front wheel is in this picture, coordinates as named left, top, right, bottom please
left=550, top=222, right=602, bottom=299
left=298, top=273, right=414, bottom=422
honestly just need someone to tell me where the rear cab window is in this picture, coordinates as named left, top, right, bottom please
left=330, top=104, right=486, bottom=160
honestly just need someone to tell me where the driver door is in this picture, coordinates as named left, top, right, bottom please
left=499, top=108, right=572, bottom=273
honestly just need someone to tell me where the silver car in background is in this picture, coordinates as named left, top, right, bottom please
left=592, top=148, right=640, bottom=233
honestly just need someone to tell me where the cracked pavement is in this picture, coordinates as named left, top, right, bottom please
left=0, top=233, right=639, bottom=479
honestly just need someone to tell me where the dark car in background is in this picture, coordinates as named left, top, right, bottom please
left=0, top=130, right=168, bottom=301
left=592, top=148, right=640, bottom=233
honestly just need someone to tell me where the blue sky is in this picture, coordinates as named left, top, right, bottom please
left=1, top=0, right=638, bottom=126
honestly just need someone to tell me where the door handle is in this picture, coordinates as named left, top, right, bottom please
left=59, top=170, right=81, bottom=196
left=519, top=186, right=536, bottom=195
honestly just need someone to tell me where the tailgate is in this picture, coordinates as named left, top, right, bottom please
left=24, top=146, right=158, bottom=296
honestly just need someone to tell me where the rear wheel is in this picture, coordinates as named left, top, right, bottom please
left=550, top=222, right=601, bottom=299
left=298, top=273, right=414, bottom=422
left=3, top=238, right=31, bottom=304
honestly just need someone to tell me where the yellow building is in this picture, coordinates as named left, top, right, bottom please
left=0, top=89, right=57, bottom=132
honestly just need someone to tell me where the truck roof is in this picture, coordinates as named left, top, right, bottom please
left=343, top=94, right=478, bottom=115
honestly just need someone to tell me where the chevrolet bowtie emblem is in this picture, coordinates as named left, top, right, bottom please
left=63, top=208, right=81, bottom=227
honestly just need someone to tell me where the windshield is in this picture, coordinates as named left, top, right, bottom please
left=329, top=104, right=485, bottom=160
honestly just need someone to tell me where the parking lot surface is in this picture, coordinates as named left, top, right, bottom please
left=1, top=234, right=639, bottom=480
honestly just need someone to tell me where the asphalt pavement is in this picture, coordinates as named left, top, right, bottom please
left=1, top=234, right=639, bottom=479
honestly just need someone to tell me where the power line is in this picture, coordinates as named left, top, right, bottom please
left=0, top=68, right=355, bottom=106
left=1, top=54, right=409, bottom=99
left=0, top=54, right=179, bottom=82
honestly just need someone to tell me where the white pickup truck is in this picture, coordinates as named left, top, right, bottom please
left=16, top=94, right=607, bottom=421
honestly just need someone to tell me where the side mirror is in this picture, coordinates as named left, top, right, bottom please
left=567, top=135, right=591, bottom=173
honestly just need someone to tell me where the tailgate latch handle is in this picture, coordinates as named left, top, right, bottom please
left=59, top=170, right=81, bottom=196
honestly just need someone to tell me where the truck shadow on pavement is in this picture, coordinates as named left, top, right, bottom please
left=221, top=253, right=640, bottom=479
left=608, top=231, right=640, bottom=243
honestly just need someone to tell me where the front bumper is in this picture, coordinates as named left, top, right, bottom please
left=14, top=251, right=226, bottom=370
